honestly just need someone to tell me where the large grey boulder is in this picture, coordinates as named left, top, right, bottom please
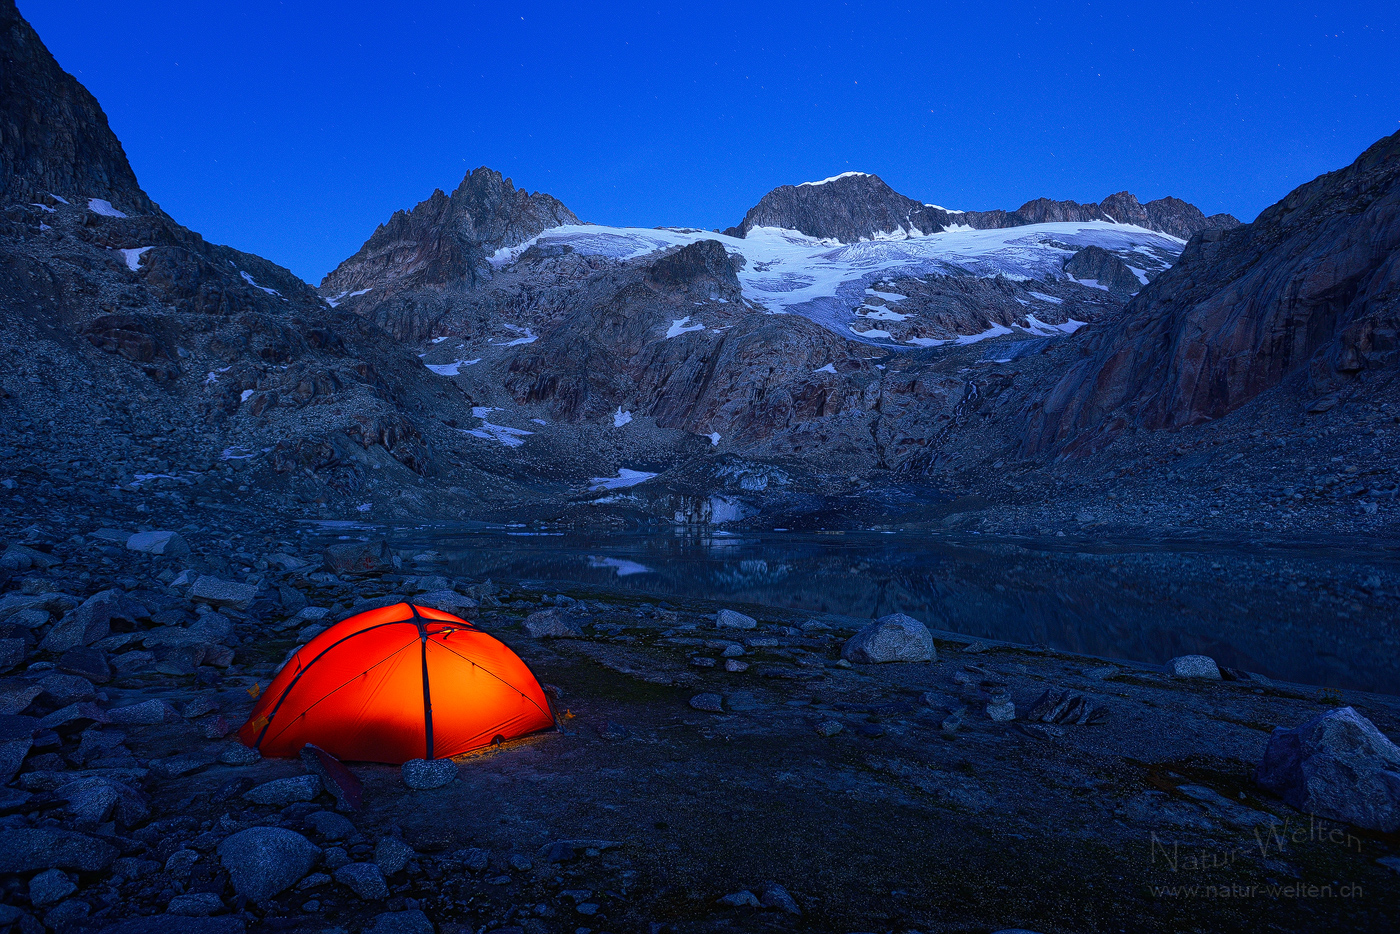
left=841, top=614, right=935, bottom=663
left=375, top=836, right=415, bottom=876
left=189, top=577, right=257, bottom=610
left=1167, top=655, right=1222, bottom=679
left=1256, top=706, right=1400, bottom=832
left=125, top=531, right=190, bottom=557
left=715, top=609, right=757, bottom=630
left=0, top=828, right=117, bottom=872
left=523, top=608, right=583, bottom=639
left=216, top=827, right=320, bottom=903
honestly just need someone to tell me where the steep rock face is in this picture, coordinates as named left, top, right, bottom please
left=722, top=172, right=955, bottom=242
left=320, top=168, right=579, bottom=299
left=1027, top=129, right=1400, bottom=453
left=0, top=0, right=156, bottom=215
left=644, top=239, right=744, bottom=302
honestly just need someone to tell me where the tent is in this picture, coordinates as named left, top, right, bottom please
left=238, top=602, right=556, bottom=764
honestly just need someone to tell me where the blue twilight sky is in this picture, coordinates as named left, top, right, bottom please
left=21, top=1, right=1400, bottom=283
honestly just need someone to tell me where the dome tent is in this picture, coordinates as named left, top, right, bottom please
left=238, top=601, right=556, bottom=764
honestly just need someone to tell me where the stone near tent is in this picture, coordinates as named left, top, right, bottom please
left=243, top=774, right=322, bottom=806
left=217, top=827, right=320, bottom=903
left=1256, top=706, right=1400, bottom=832
left=523, top=608, right=583, bottom=639
left=840, top=614, right=935, bottom=664
left=300, top=744, right=363, bottom=812
left=125, top=531, right=189, bottom=557
left=715, top=609, right=757, bottom=630
left=188, top=577, right=257, bottom=611
left=1167, top=655, right=1222, bottom=679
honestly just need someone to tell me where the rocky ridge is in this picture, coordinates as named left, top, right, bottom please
left=721, top=170, right=1238, bottom=243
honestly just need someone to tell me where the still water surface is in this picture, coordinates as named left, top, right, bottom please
left=365, top=527, right=1398, bottom=695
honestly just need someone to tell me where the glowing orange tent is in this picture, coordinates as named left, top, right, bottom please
left=238, top=602, right=556, bottom=764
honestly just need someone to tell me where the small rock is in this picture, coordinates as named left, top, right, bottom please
left=217, top=827, right=320, bottom=903
left=126, top=531, right=190, bottom=557
left=508, top=853, right=533, bottom=871
left=165, top=849, right=200, bottom=878
left=306, top=810, right=355, bottom=840
left=720, top=644, right=745, bottom=657
left=1167, top=655, right=1222, bottom=680
left=1083, top=665, right=1120, bottom=680
left=455, top=847, right=490, bottom=872
left=718, top=890, right=760, bottom=907
left=759, top=882, right=801, bottom=914
left=190, top=576, right=258, bottom=610
left=335, top=862, right=389, bottom=900
left=985, top=693, right=1016, bottom=722
left=715, top=609, right=757, bottom=630
left=523, top=608, right=584, bottom=639
left=814, top=720, right=843, bottom=737
left=27, top=868, right=75, bottom=907
left=0, top=638, right=26, bottom=672
left=1256, top=706, right=1400, bottom=832
left=941, top=710, right=965, bottom=734
left=689, top=693, right=724, bottom=712
left=167, top=893, right=224, bottom=917
left=401, top=758, right=458, bottom=790
left=724, top=659, right=749, bottom=672
left=243, top=774, right=322, bottom=805
left=840, top=614, right=935, bottom=664
left=689, top=656, right=716, bottom=668
left=365, top=910, right=434, bottom=934
left=375, top=837, right=414, bottom=876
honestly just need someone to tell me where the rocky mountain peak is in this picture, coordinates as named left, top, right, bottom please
left=319, top=166, right=579, bottom=299
left=0, top=0, right=157, bottom=215
left=722, top=171, right=954, bottom=242
left=726, top=172, right=1240, bottom=245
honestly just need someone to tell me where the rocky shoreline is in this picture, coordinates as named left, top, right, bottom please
left=2, top=507, right=1398, bottom=934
